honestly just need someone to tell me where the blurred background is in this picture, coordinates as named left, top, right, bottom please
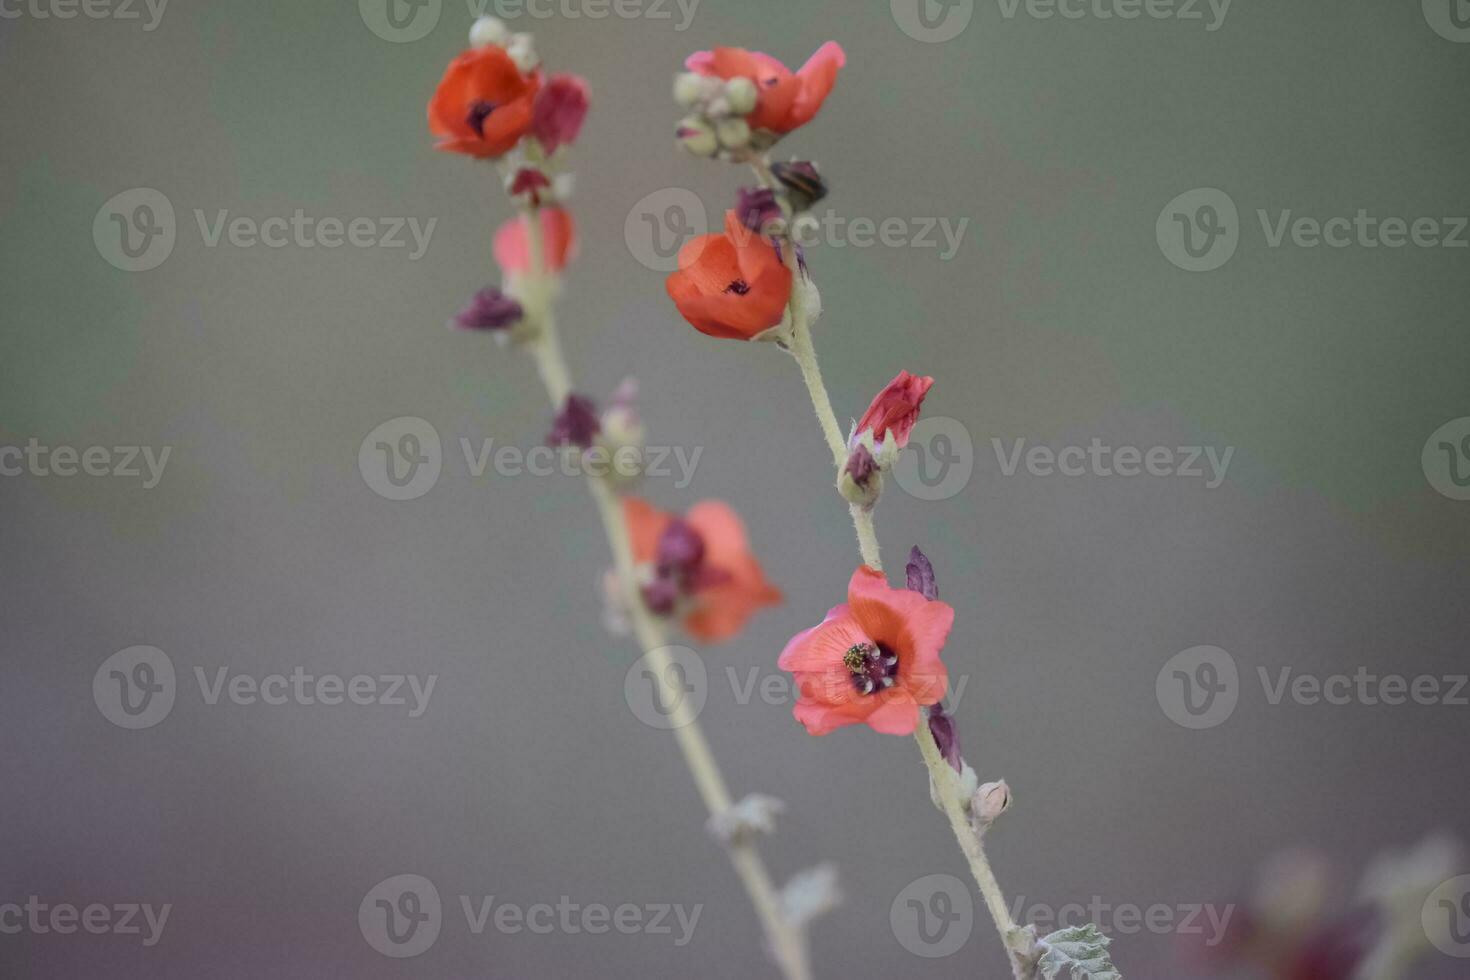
left=2, top=0, right=1467, bottom=976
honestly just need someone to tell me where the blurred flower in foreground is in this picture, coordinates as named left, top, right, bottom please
left=494, top=207, right=577, bottom=277
left=622, top=497, right=781, bottom=643
left=428, top=42, right=541, bottom=158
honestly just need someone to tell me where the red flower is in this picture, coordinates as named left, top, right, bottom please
left=494, top=207, right=577, bottom=276
left=625, top=497, right=782, bottom=643
left=531, top=74, right=590, bottom=154
left=779, top=566, right=954, bottom=735
left=665, top=211, right=792, bottom=341
left=428, top=45, right=541, bottom=158
left=852, top=371, right=934, bottom=451
left=684, top=42, right=845, bottom=135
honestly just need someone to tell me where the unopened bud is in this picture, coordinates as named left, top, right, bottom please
left=715, top=117, right=751, bottom=150
left=673, top=72, right=706, bottom=107
left=469, top=15, right=508, bottom=48
left=506, top=33, right=539, bottom=73
left=838, top=444, right=882, bottom=509
left=676, top=117, right=718, bottom=157
left=972, top=780, right=1011, bottom=831
left=724, top=76, right=758, bottom=115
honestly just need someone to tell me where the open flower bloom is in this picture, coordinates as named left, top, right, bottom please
left=624, top=497, right=781, bottom=643
left=851, top=371, right=934, bottom=453
left=494, top=207, right=577, bottom=276
left=428, top=45, right=542, bottom=158
left=684, top=42, right=845, bottom=135
left=666, top=211, right=792, bottom=341
left=779, top=566, right=954, bottom=735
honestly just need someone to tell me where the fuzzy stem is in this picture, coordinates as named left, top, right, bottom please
left=518, top=202, right=812, bottom=980
left=771, top=206, right=1026, bottom=972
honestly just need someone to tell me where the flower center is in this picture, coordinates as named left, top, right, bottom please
left=843, top=642, right=898, bottom=696
left=466, top=100, right=498, bottom=137
left=724, top=278, right=751, bottom=296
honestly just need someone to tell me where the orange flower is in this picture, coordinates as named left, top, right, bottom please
left=778, top=566, right=954, bottom=735
left=624, top=497, right=782, bottom=643
left=494, top=207, right=577, bottom=276
left=665, top=211, right=792, bottom=341
left=428, top=45, right=541, bottom=158
left=684, top=42, right=845, bottom=135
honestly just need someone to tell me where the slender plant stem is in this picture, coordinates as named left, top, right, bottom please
left=516, top=204, right=812, bottom=980
left=771, top=208, right=1024, bottom=972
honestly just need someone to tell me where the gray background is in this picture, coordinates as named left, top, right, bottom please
left=2, top=0, right=1467, bottom=976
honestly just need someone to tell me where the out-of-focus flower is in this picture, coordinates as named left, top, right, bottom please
left=770, top=161, right=828, bottom=212
left=780, top=863, right=843, bottom=930
left=682, top=43, right=845, bottom=137
left=624, top=497, right=782, bottom=643
left=779, top=565, right=954, bottom=736
left=428, top=44, right=541, bottom=158
left=707, top=793, right=785, bottom=845
left=666, top=211, right=792, bottom=341
left=531, top=74, right=590, bottom=154
left=452, top=286, right=524, bottom=332
left=494, top=207, right=577, bottom=276
left=547, top=394, right=600, bottom=449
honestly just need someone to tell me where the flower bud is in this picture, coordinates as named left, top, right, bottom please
left=715, top=117, right=751, bottom=150
left=547, top=394, right=600, bottom=449
left=838, top=444, right=882, bottom=509
left=673, top=72, right=706, bottom=107
left=469, top=15, right=508, bottom=48
left=676, top=117, right=718, bottom=157
left=972, top=780, right=1011, bottom=830
left=506, top=33, right=539, bottom=73
left=771, top=161, right=828, bottom=213
left=724, top=76, right=758, bottom=114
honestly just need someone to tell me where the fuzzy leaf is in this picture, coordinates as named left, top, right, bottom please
left=1036, top=924, right=1121, bottom=980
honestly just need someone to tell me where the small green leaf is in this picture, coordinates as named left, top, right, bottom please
left=1036, top=924, right=1121, bottom=980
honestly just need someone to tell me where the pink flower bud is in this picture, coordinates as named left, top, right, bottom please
left=531, top=74, right=590, bottom=154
